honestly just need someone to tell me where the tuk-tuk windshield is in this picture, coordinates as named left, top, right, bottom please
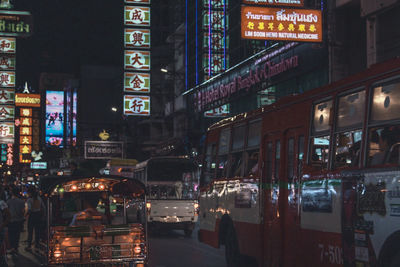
left=48, top=178, right=145, bottom=226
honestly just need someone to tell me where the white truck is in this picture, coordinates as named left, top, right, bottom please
left=133, top=157, right=200, bottom=236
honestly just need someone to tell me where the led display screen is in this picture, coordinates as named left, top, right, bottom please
left=45, top=91, right=64, bottom=147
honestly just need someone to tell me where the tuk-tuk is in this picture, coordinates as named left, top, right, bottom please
left=40, top=175, right=148, bottom=267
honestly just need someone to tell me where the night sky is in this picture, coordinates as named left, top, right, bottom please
left=13, top=0, right=124, bottom=92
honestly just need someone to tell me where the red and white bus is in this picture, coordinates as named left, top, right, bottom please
left=198, top=57, right=400, bottom=267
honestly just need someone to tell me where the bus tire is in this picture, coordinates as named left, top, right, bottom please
left=225, top=225, right=241, bottom=267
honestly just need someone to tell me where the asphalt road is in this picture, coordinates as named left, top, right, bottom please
left=148, top=226, right=226, bottom=267
left=6, top=224, right=226, bottom=267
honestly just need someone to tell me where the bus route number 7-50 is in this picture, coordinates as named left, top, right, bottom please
left=318, top=243, right=343, bottom=265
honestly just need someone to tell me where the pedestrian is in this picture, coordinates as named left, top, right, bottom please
left=7, top=187, right=25, bottom=255
left=0, top=187, right=10, bottom=266
left=25, top=187, right=45, bottom=251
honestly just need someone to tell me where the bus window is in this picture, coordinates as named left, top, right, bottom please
left=298, top=135, right=304, bottom=177
left=368, top=126, right=400, bottom=165
left=310, top=100, right=332, bottom=169
left=335, top=130, right=362, bottom=167
left=244, top=120, right=261, bottom=176
left=310, top=136, right=330, bottom=168
left=229, top=125, right=245, bottom=177
left=313, top=100, right=333, bottom=133
left=265, top=142, right=273, bottom=182
left=287, top=138, right=294, bottom=182
left=371, top=82, right=400, bottom=122
left=217, top=128, right=230, bottom=178
left=275, top=140, right=280, bottom=180
left=202, top=143, right=217, bottom=186
left=334, top=90, right=365, bottom=167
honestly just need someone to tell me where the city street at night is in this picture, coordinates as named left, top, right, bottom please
left=0, top=0, right=399, bottom=266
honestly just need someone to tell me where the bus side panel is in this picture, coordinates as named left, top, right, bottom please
left=233, top=221, right=263, bottom=263
left=300, top=229, right=343, bottom=266
left=198, top=224, right=220, bottom=249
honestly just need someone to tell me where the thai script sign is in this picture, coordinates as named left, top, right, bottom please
left=123, top=95, right=150, bottom=116
left=15, top=93, right=41, bottom=107
left=0, top=122, right=14, bottom=144
left=243, top=0, right=304, bottom=6
left=0, top=105, right=14, bottom=121
left=0, top=54, right=15, bottom=70
left=0, top=37, right=15, bottom=53
left=124, top=72, right=150, bottom=93
left=241, top=6, right=322, bottom=42
left=195, top=55, right=298, bottom=111
left=125, top=0, right=150, bottom=4
left=125, top=28, right=150, bottom=49
left=0, top=71, right=15, bottom=87
left=124, top=6, right=150, bottom=27
left=84, top=141, right=124, bottom=159
left=0, top=10, right=33, bottom=37
left=0, top=88, right=14, bottom=104
left=124, top=50, right=151, bottom=71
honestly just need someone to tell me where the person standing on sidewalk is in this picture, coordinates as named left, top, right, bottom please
left=0, top=187, right=10, bottom=266
left=7, top=187, right=25, bottom=255
left=25, top=187, right=45, bottom=251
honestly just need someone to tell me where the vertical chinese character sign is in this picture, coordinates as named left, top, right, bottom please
left=123, top=0, right=151, bottom=116
left=0, top=36, right=15, bottom=166
left=202, top=0, right=230, bottom=117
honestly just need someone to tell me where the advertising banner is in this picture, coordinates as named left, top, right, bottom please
left=30, top=161, right=47, bottom=169
left=123, top=95, right=150, bottom=116
left=0, top=105, right=14, bottom=121
left=204, top=104, right=230, bottom=117
left=124, top=72, right=150, bottom=93
left=124, top=50, right=151, bottom=71
left=0, top=37, right=16, bottom=53
left=0, top=10, right=33, bottom=37
left=15, top=93, right=41, bottom=107
left=84, top=141, right=124, bottom=159
left=0, top=122, right=14, bottom=144
left=241, top=6, right=322, bottom=42
left=0, top=71, right=15, bottom=87
left=0, top=89, right=14, bottom=104
left=0, top=55, right=15, bottom=70
left=124, top=6, right=151, bottom=27
left=45, top=91, right=64, bottom=147
left=125, top=28, right=150, bottom=49
left=125, top=0, right=150, bottom=4
left=243, top=0, right=303, bottom=6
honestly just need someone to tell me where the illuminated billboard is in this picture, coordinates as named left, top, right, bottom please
left=0, top=55, right=15, bottom=70
left=241, top=6, right=322, bottom=42
left=124, top=72, right=150, bottom=93
left=0, top=89, right=15, bottom=104
left=0, top=71, right=15, bottom=87
left=124, top=6, right=150, bottom=27
left=123, top=95, right=150, bottom=116
left=0, top=122, right=14, bottom=143
left=125, top=0, right=150, bottom=4
left=125, top=28, right=150, bottom=49
left=15, top=93, right=40, bottom=107
left=0, top=37, right=16, bottom=54
left=243, top=0, right=304, bottom=6
left=124, top=50, right=151, bottom=71
left=45, top=91, right=64, bottom=147
left=0, top=105, right=14, bottom=121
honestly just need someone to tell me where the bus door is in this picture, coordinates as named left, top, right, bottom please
left=282, top=127, right=306, bottom=266
left=262, top=132, right=283, bottom=266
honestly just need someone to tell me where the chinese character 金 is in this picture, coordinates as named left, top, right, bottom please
left=131, top=75, right=144, bottom=88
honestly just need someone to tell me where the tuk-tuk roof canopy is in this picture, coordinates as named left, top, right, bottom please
left=40, top=175, right=146, bottom=197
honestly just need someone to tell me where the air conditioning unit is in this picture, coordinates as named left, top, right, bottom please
left=361, top=0, right=398, bottom=17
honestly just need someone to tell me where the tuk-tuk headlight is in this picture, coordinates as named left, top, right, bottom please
left=134, top=245, right=141, bottom=254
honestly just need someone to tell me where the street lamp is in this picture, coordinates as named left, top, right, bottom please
left=111, top=107, right=117, bottom=112
left=161, top=68, right=168, bottom=73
